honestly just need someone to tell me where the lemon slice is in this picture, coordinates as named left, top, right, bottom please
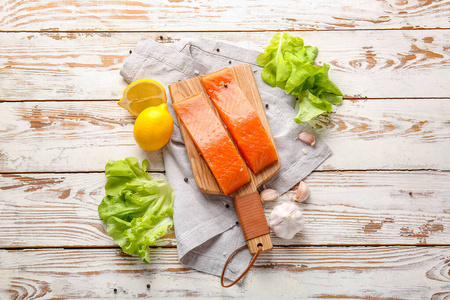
left=119, top=79, right=167, bottom=116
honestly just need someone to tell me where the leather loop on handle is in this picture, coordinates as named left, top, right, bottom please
left=221, top=244, right=263, bottom=288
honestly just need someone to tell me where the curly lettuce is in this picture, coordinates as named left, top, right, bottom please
left=98, top=157, right=174, bottom=263
left=257, top=32, right=343, bottom=123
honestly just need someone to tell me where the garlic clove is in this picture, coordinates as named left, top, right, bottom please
left=260, top=189, right=279, bottom=202
left=269, top=202, right=304, bottom=239
left=298, top=132, right=315, bottom=146
left=294, top=181, right=310, bottom=203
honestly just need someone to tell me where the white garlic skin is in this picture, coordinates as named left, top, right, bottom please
left=269, top=202, right=304, bottom=239
left=260, top=189, right=279, bottom=202
left=298, top=132, right=316, bottom=146
left=294, top=181, right=310, bottom=203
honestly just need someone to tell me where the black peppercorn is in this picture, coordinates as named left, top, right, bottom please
left=147, top=284, right=151, bottom=289
left=113, top=288, right=117, bottom=294
left=265, top=104, right=269, bottom=108
left=184, top=178, right=188, bottom=182
left=129, top=50, right=132, bottom=54
left=224, top=84, right=228, bottom=88
left=229, top=61, right=232, bottom=64
left=216, top=48, right=220, bottom=52
left=160, top=36, right=163, bottom=40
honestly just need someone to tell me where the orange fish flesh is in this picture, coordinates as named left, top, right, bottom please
left=173, top=93, right=251, bottom=196
left=200, top=68, right=278, bottom=174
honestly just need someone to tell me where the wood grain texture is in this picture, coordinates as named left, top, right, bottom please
left=0, top=172, right=175, bottom=248
left=170, top=64, right=280, bottom=195
left=311, top=98, right=450, bottom=171
left=1, top=247, right=449, bottom=299
left=1, top=171, right=448, bottom=248
left=1, top=0, right=449, bottom=31
left=1, top=1, right=449, bottom=298
left=1, top=30, right=449, bottom=101
left=247, top=233, right=272, bottom=254
left=0, top=101, right=164, bottom=172
left=1, top=99, right=448, bottom=173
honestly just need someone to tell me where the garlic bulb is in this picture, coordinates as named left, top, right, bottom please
left=260, top=189, right=278, bottom=202
left=269, top=202, right=304, bottom=239
left=294, top=181, right=310, bottom=203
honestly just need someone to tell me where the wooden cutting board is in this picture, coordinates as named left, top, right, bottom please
left=169, top=64, right=281, bottom=195
left=169, top=63, right=280, bottom=253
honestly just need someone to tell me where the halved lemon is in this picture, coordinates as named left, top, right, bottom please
left=119, top=79, right=167, bottom=117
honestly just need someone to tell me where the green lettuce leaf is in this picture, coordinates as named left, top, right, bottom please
left=257, top=32, right=305, bottom=89
left=284, top=51, right=320, bottom=94
left=294, top=91, right=333, bottom=124
left=98, top=157, right=174, bottom=263
left=257, top=32, right=343, bottom=123
left=313, top=64, right=343, bottom=97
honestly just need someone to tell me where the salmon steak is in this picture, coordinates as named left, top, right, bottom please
left=173, top=93, right=251, bottom=196
left=200, top=68, right=278, bottom=174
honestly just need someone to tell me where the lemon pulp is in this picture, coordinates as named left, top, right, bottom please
left=119, top=79, right=167, bottom=117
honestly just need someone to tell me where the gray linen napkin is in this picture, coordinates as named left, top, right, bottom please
left=120, top=37, right=332, bottom=281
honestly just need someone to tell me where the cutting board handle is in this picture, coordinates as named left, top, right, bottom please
left=234, top=191, right=273, bottom=253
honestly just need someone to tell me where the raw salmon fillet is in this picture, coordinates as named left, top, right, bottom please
left=173, top=93, right=250, bottom=196
left=200, top=68, right=278, bottom=174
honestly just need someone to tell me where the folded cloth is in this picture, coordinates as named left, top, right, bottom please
left=120, top=37, right=332, bottom=281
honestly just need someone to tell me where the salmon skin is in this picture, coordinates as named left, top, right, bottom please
left=173, top=93, right=250, bottom=196
left=200, top=68, right=278, bottom=174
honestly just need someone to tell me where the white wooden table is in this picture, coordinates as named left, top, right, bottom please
left=1, top=1, right=449, bottom=298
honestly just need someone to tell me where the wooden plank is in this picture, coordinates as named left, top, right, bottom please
left=0, top=99, right=448, bottom=173
left=1, top=171, right=448, bottom=248
left=312, top=98, right=450, bottom=171
left=0, top=101, right=164, bottom=172
left=1, top=247, right=449, bottom=298
left=0, top=30, right=449, bottom=100
left=1, top=0, right=449, bottom=31
left=0, top=172, right=175, bottom=248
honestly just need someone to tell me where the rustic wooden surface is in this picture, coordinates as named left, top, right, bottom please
left=0, top=1, right=449, bottom=299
